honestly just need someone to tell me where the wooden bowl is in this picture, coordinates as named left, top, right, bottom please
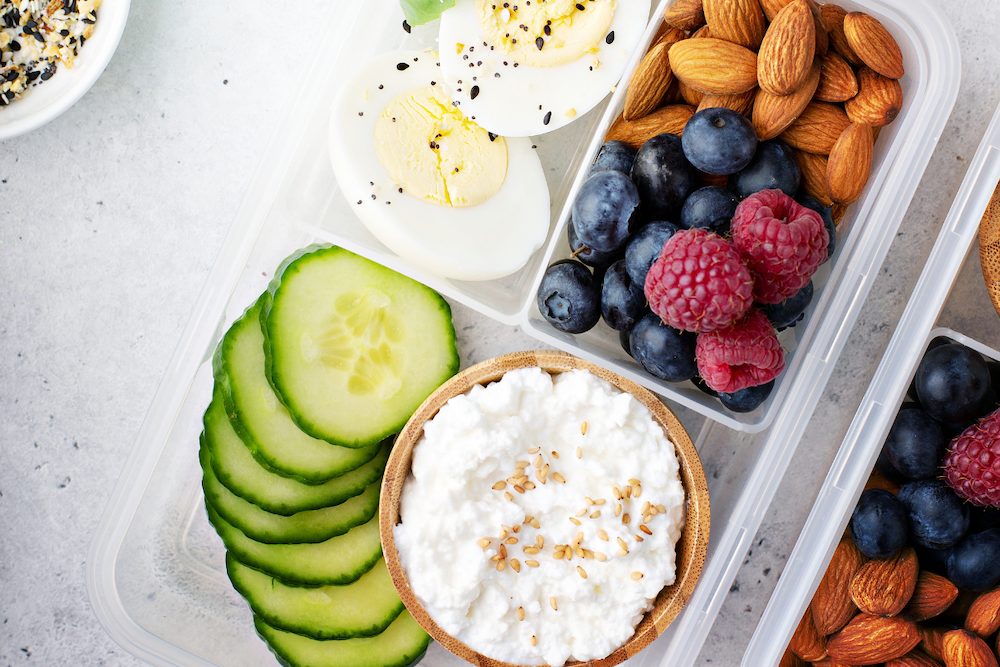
left=379, top=350, right=711, bottom=667
left=979, top=180, right=1000, bottom=318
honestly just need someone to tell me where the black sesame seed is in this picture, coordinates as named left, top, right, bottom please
left=396, top=62, right=409, bottom=71
left=606, top=31, right=615, bottom=44
left=470, top=85, right=480, bottom=99
left=535, top=37, right=544, bottom=50
left=543, top=111, right=552, bottom=125
left=576, top=2, right=585, bottom=9
left=488, top=132, right=498, bottom=142
left=402, top=19, right=411, bottom=33
left=543, top=25, right=551, bottom=36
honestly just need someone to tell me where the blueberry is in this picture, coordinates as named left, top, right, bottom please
left=631, top=134, right=697, bottom=220
left=692, top=376, right=719, bottom=398
left=898, top=480, right=969, bottom=550
left=624, top=221, right=678, bottom=286
left=760, top=282, right=814, bottom=331
left=733, top=140, right=801, bottom=198
left=947, top=529, right=1000, bottom=591
left=876, top=446, right=904, bottom=482
left=850, top=489, right=909, bottom=559
left=629, top=313, right=697, bottom=382
left=590, top=141, right=637, bottom=176
left=884, top=408, right=946, bottom=481
left=571, top=171, right=640, bottom=252
left=601, top=260, right=646, bottom=332
left=536, top=260, right=601, bottom=334
left=915, top=343, right=994, bottom=423
left=680, top=186, right=740, bottom=234
left=567, top=222, right=620, bottom=268
left=619, top=328, right=633, bottom=358
left=681, top=108, right=758, bottom=176
left=719, top=380, right=774, bottom=413
left=798, top=195, right=836, bottom=261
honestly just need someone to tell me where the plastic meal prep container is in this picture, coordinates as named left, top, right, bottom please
left=741, top=101, right=1000, bottom=666
left=85, top=2, right=959, bottom=667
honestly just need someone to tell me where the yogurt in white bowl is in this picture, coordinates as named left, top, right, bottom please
left=389, top=360, right=694, bottom=667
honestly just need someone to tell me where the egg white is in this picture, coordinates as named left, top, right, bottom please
left=329, top=49, right=551, bottom=282
left=438, top=0, right=652, bottom=137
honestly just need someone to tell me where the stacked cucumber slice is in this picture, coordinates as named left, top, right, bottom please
left=200, top=245, right=458, bottom=666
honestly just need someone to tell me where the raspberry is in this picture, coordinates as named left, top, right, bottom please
left=643, top=229, right=753, bottom=333
left=696, top=309, right=785, bottom=393
left=731, top=189, right=828, bottom=304
left=944, top=408, right=1000, bottom=508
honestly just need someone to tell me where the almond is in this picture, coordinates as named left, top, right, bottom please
left=820, top=4, right=861, bottom=66
left=811, top=538, right=865, bottom=635
left=779, top=647, right=808, bottom=667
left=703, top=0, right=766, bottom=49
left=691, top=24, right=713, bottom=39
left=678, top=79, right=706, bottom=106
left=845, top=67, right=903, bottom=127
left=920, top=627, right=947, bottom=662
left=828, top=614, right=921, bottom=664
left=624, top=39, right=676, bottom=121
left=795, top=150, right=832, bottom=206
left=886, top=651, right=944, bottom=667
left=942, top=629, right=998, bottom=667
left=816, top=52, right=858, bottom=102
left=905, top=572, right=960, bottom=622
left=669, top=38, right=758, bottom=94
left=780, top=101, right=850, bottom=154
left=698, top=89, right=756, bottom=115
left=852, top=548, right=919, bottom=616
left=606, top=105, right=696, bottom=148
left=664, top=0, right=706, bottom=32
left=752, top=61, right=820, bottom=140
left=811, top=659, right=856, bottom=667
left=827, top=122, right=874, bottom=206
left=757, top=0, right=815, bottom=95
left=965, top=587, right=1000, bottom=637
left=809, top=0, right=829, bottom=57
left=759, top=0, right=790, bottom=21
left=844, top=12, right=904, bottom=79
left=790, top=608, right=827, bottom=662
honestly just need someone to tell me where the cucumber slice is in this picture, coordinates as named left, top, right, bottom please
left=207, top=505, right=383, bottom=586
left=215, top=297, right=381, bottom=483
left=200, top=444, right=378, bottom=544
left=255, top=610, right=431, bottom=667
left=203, top=393, right=390, bottom=516
left=227, top=554, right=404, bottom=640
left=262, top=245, right=458, bottom=447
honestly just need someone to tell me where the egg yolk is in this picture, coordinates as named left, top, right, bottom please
left=374, top=85, right=508, bottom=208
left=477, top=0, right=616, bottom=67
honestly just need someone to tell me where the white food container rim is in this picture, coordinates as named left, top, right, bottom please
left=84, top=2, right=961, bottom=667
left=743, top=101, right=1000, bottom=666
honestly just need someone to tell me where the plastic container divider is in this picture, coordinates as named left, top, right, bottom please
left=85, top=1, right=960, bottom=666
left=742, top=101, right=1000, bottom=666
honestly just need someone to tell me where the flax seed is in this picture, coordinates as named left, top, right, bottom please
left=576, top=565, right=588, bottom=579
left=631, top=571, right=644, bottom=580
left=526, top=559, right=540, bottom=568
left=569, top=517, right=581, bottom=526
left=552, top=472, right=566, bottom=484
left=581, top=421, right=588, bottom=435
left=511, top=559, right=521, bottom=572
left=576, top=446, right=583, bottom=459
left=597, top=529, right=609, bottom=541
left=478, top=538, right=491, bottom=549
left=617, top=537, right=629, bottom=555
left=639, top=524, right=652, bottom=535
left=595, top=551, right=608, bottom=562
left=504, top=491, right=514, bottom=502
left=514, top=485, right=526, bottom=494
left=550, top=596, right=558, bottom=611
left=523, top=481, right=536, bottom=491
left=517, top=606, right=526, bottom=621
left=622, top=513, right=631, bottom=525
left=496, top=559, right=506, bottom=572
left=531, top=635, right=538, bottom=647
left=551, top=450, right=560, bottom=459
left=590, top=510, right=601, bottom=519
left=492, top=481, right=507, bottom=491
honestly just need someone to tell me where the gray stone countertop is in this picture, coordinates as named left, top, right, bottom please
left=2, top=1, right=999, bottom=665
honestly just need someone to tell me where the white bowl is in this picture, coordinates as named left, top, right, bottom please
left=0, top=0, right=130, bottom=140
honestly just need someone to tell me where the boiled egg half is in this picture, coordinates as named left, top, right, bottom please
left=438, top=0, right=652, bottom=136
left=329, top=49, right=550, bottom=282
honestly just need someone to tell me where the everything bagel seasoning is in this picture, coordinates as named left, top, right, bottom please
left=0, top=0, right=100, bottom=107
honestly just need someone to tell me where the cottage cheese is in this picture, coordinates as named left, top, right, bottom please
left=394, top=368, right=685, bottom=666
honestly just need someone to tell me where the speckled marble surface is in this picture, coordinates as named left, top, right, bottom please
left=1, top=1, right=999, bottom=666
